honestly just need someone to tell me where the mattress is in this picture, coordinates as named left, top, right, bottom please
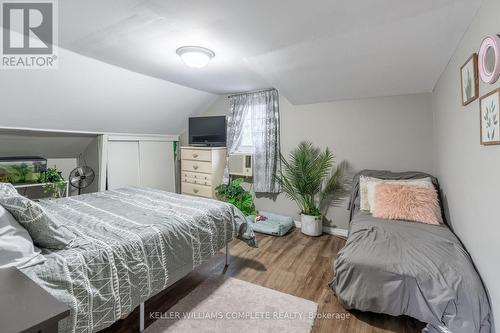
left=20, top=187, right=256, bottom=333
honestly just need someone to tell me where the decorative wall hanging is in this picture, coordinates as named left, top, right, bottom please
left=460, top=54, right=479, bottom=105
left=478, top=35, right=500, bottom=84
left=480, top=88, right=500, bottom=145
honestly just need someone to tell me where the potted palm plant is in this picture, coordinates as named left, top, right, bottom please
left=275, top=142, right=350, bottom=236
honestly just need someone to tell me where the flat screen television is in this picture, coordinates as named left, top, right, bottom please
left=189, top=116, right=227, bottom=147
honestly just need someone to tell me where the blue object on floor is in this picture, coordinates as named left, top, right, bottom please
left=246, top=211, right=295, bottom=236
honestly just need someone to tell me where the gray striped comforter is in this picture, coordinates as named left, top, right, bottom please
left=20, top=187, right=255, bottom=333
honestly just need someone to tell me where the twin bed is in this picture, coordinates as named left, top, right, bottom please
left=16, top=187, right=255, bottom=333
left=332, top=170, right=492, bottom=333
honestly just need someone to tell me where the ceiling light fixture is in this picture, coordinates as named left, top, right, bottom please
left=176, top=46, right=215, bottom=68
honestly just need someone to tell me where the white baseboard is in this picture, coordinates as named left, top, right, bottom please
left=294, top=220, right=348, bottom=238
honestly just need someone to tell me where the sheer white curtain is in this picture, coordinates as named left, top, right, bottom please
left=224, top=89, right=281, bottom=193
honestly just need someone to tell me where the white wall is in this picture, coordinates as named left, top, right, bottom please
left=47, top=158, right=78, bottom=196
left=80, top=137, right=100, bottom=194
left=0, top=130, right=95, bottom=158
left=0, top=28, right=216, bottom=135
left=432, top=0, right=500, bottom=328
left=184, top=93, right=434, bottom=229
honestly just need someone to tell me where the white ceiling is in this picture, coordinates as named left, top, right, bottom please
left=59, top=0, right=482, bottom=104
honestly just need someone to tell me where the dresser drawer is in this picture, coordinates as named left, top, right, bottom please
left=182, top=160, right=212, bottom=173
left=181, top=171, right=211, bottom=181
left=181, top=149, right=212, bottom=162
left=182, top=176, right=212, bottom=186
left=181, top=182, right=212, bottom=198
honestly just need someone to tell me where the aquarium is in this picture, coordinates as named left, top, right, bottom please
left=0, top=157, right=47, bottom=185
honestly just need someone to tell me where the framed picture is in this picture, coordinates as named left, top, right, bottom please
left=461, top=53, right=479, bottom=106
left=480, top=88, right=500, bottom=145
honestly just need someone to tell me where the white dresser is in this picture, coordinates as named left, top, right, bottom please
left=181, top=146, right=227, bottom=199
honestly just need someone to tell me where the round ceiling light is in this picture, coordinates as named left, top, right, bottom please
left=176, top=46, right=215, bottom=68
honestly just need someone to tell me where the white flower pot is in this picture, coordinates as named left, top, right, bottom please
left=300, top=214, right=322, bottom=236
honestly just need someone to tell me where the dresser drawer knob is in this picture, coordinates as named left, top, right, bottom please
left=193, top=153, right=199, bottom=158
left=193, top=165, right=198, bottom=170
left=193, top=189, right=199, bottom=193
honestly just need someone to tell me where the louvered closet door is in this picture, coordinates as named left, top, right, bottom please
left=139, top=141, right=175, bottom=192
left=107, top=141, right=140, bottom=190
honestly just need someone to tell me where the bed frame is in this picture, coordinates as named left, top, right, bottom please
left=138, top=243, right=230, bottom=332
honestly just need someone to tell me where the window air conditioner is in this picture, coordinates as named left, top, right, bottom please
left=228, top=154, right=253, bottom=177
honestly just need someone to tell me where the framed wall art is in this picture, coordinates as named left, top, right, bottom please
left=480, top=88, right=500, bottom=145
left=460, top=54, right=479, bottom=106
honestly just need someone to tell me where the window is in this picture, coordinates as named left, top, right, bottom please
left=227, top=89, right=280, bottom=192
left=236, top=111, right=254, bottom=154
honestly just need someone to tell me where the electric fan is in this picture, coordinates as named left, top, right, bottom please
left=69, top=166, right=95, bottom=195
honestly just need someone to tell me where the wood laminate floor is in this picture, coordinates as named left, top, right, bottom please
left=102, top=229, right=425, bottom=333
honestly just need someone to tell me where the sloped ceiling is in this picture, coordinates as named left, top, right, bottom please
left=58, top=0, right=482, bottom=104
left=0, top=129, right=95, bottom=158
left=0, top=28, right=216, bottom=135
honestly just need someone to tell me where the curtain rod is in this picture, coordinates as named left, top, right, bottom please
left=227, top=88, right=276, bottom=98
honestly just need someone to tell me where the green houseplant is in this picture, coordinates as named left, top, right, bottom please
left=275, top=141, right=350, bottom=236
left=215, top=178, right=257, bottom=216
left=38, top=167, right=66, bottom=198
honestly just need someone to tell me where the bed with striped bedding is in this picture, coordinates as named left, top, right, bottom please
left=20, top=187, right=255, bottom=333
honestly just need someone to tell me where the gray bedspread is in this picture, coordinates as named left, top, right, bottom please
left=332, top=170, right=492, bottom=333
left=20, top=187, right=255, bottom=333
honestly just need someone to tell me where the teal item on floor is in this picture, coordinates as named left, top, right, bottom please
left=246, top=211, right=295, bottom=236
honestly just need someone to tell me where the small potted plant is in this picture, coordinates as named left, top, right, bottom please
left=275, top=142, right=350, bottom=236
left=215, top=178, right=257, bottom=216
left=38, top=167, right=66, bottom=198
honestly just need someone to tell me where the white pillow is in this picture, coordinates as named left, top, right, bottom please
left=359, top=176, right=371, bottom=211
left=0, top=205, right=46, bottom=269
left=0, top=183, right=76, bottom=249
left=362, top=176, right=434, bottom=212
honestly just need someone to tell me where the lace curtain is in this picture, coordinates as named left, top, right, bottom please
left=224, top=89, right=281, bottom=193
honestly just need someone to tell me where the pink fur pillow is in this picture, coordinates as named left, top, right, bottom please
left=372, top=183, right=440, bottom=225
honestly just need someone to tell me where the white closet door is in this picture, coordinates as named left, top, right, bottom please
left=139, top=141, right=175, bottom=192
left=107, top=141, right=140, bottom=190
